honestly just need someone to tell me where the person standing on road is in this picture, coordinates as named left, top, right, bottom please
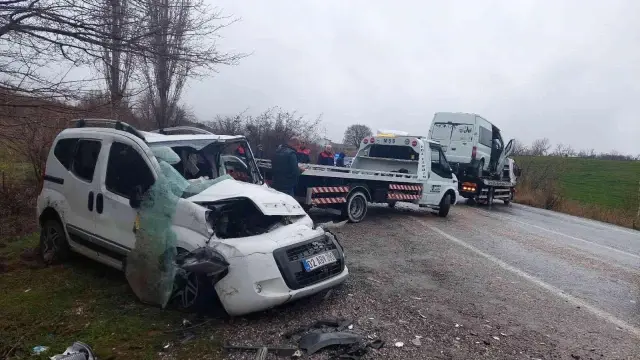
left=271, top=136, right=301, bottom=196
left=317, top=144, right=335, bottom=166
left=296, top=141, right=311, bottom=163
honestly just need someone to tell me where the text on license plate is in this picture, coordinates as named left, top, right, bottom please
left=302, top=251, right=337, bottom=272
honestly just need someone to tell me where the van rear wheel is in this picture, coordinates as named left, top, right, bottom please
left=40, top=219, right=71, bottom=265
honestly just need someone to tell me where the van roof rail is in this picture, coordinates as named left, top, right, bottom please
left=151, top=126, right=214, bottom=135
left=70, top=118, right=146, bottom=142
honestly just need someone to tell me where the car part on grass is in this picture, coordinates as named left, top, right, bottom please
left=222, top=343, right=299, bottom=357
left=49, top=341, right=95, bottom=360
left=298, top=331, right=362, bottom=355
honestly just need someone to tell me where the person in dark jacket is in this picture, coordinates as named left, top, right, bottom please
left=317, top=144, right=335, bottom=166
left=271, top=137, right=301, bottom=196
left=296, top=142, right=311, bottom=163
left=335, top=152, right=346, bottom=167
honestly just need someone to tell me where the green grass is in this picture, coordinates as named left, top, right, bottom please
left=0, top=234, right=223, bottom=359
left=514, top=156, right=640, bottom=211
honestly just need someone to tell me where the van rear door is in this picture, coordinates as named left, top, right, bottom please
left=429, top=121, right=474, bottom=164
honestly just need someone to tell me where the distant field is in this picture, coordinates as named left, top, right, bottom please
left=514, top=156, right=640, bottom=212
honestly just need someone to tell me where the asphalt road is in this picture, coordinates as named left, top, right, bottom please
left=318, top=202, right=640, bottom=359
left=219, top=202, right=640, bottom=360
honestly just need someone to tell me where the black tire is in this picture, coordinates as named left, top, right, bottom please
left=388, top=201, right=397, bottom=208
left=170, top=250, right=227, bottom=317
left=477, top=159, right=485, bottom=177
left=438, top=193, right=452, bottom=217
left=39, top=218, right=71, bottom=265
left=342, top=191, right=368, bottom=223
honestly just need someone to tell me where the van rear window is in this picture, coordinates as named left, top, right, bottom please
left=431, top=123, right=453, bottom=140
left=432, top=123, right=473, bottom=142
left=368, top=144, right=418, bottom=161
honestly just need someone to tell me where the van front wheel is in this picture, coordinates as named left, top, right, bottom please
left=438, top=193, right=452, bottom=217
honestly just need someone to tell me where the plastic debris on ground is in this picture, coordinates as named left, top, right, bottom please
left=282, top=318, right=386, bottom=359
left=32, top=346, right=49, bottom=355
left=125, top=160, right=189, bottom=308
left=49, top=341, right=96, bottom=360
left=394, top=341, right=404, bottom=348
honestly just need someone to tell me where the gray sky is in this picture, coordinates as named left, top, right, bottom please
left=185, top=0, right=640, bottom=155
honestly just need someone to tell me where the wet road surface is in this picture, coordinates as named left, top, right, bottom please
left=322, top=202, right=640, bottom=359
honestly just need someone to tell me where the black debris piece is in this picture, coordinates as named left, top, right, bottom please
left=283, top=318, right=353, bottom=339
left=367, top=339, right=385, bottom=350
left=298, top=332, right=362, bottom=355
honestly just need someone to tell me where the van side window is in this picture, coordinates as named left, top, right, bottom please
left=71, top=139, right=102, bottom=182
left=479, top=127, right=492, bottom=147
left=53, top=138, right=79, bottom=169
left=106, top=142, right=155, bottom=198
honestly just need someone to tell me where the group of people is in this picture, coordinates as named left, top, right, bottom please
left=271, top=137, right=348, bottom=196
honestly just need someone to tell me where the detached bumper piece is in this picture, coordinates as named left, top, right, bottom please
left=273, top=234, right=345, bottom=290
left=176, top=247, right=229, bottom=276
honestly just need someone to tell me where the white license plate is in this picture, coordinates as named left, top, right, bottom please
left=302, top=251, right=337, bottom=272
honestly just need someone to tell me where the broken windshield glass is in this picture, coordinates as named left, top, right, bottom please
left=149, top=139, right=263, bottom=187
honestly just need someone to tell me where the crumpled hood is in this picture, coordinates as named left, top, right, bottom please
left=187, top=179, right=306, bottom=216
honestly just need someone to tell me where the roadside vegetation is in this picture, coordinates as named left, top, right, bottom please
left=512, top=138, right=640, bottom=230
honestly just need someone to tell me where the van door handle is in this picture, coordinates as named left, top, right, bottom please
left=451, top=147, right=456, bottom=151
left=96, top=193, right=103, bottom=214
left=88, top=191, right=94, bottom=211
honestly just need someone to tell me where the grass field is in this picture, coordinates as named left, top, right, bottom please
left=514, top=156, right=639, bottom=229
left=0, top=234, right=224, bottom=359
left=514, top=156, right=640, bottom=211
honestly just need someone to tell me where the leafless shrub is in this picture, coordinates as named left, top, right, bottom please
left=203, top=107, right=323, bottom=159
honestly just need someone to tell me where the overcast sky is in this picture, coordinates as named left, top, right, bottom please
left=184, top=0, right=640, bottom=155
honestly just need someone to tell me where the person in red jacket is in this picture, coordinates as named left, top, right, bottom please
left=296, top=142, right=311, bottom=163
left=317, top=144, right=335, bottom=166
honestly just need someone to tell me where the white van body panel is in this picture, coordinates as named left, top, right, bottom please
left=428, top=112, right=493, bottom=172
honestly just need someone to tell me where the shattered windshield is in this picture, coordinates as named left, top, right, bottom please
left=149, top=139, right=263, bottom=195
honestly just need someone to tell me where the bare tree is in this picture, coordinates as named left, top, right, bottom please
left=511, top=139, right=529, bottom=156
left=98, top=0, right=136, bottom=118
left=342, top=124, right=373, bottom=148
left=530, top=138, right=551, bottom=156
left=138, top=0, right=245, bottom=128
left=203, top=107, right=323, bottom=159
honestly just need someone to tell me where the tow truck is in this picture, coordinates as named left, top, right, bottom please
left=258, top=131, right=460, bottom=223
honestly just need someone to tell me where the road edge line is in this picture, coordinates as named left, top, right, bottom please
left=423, top=222, right=640, bottom=340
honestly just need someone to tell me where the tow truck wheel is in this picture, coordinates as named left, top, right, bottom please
left=438, top=193, right=452, bottom=217
left=343, top=191, right=368, bottom=223
left=476, top=159, right=485, bottom=177
left=388, top=201, right=397, bottom=208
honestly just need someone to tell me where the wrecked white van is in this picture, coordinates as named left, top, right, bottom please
left=36, top=120, right=348, bottom=316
